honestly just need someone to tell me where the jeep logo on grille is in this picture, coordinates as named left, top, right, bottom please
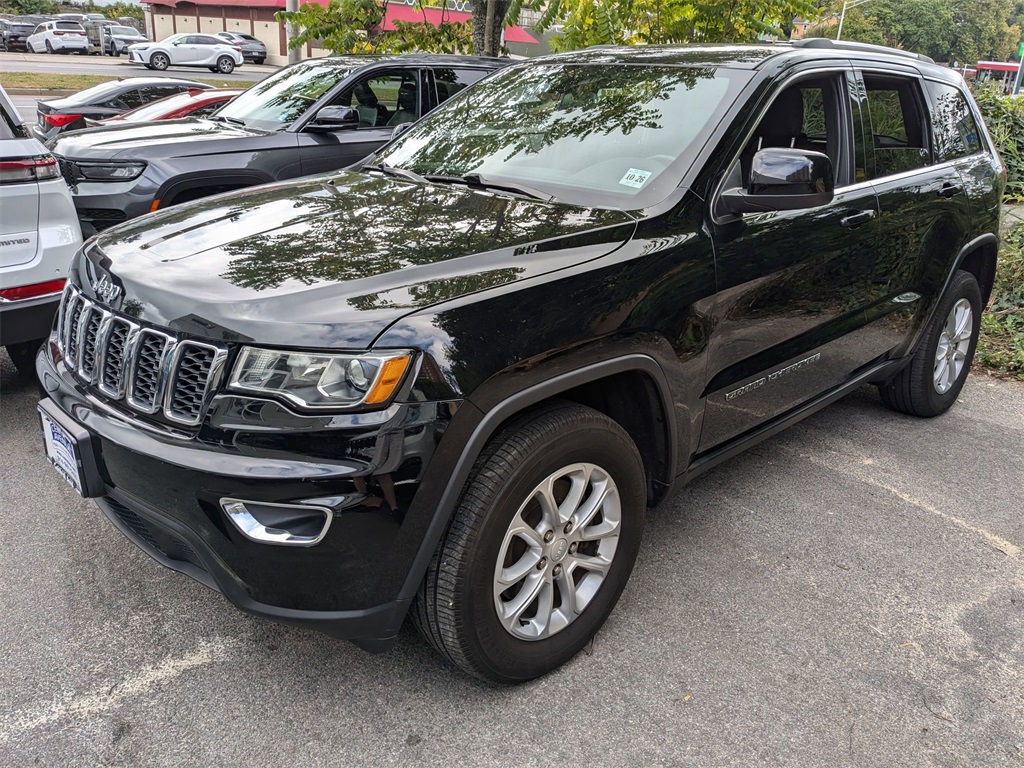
left=93, top=275, right=123, bottom=306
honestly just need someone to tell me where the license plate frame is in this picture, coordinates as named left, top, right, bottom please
left=38, top=399, right=104, bottom=498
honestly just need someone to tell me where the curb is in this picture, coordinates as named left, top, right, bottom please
left=5, top=88, right=76, bottom=96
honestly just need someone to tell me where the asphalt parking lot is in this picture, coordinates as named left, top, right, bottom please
left=0, top=49, right=272, bottom=82
left=2, top=347, right=1022, bottom=766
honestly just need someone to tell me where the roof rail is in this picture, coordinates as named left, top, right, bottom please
left=792, top=37, right=935, bottom=65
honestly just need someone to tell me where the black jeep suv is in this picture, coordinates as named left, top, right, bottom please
left=36, top=40, right=1003, bottom=683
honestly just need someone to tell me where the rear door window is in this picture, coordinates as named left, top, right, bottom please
left=861, top=74, right=931, bottom=178
left=432, top=68, right=490, bottom=103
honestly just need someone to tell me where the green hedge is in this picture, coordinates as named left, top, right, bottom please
left=973, top=85, right=1024, bottom=201
left=977, top=218, right=1024, bottom=379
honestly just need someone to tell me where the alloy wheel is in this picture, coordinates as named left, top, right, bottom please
left=933, top=298, right=973, bottom=394
left=493, top=462, right=621, bottom=641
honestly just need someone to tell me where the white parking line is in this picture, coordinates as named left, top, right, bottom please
left=0, top=639, right=236, bottom=743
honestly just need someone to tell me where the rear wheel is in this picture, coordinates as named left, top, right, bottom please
left=412, top=403, right=646, bottom=683
left=878, top=269, right=982, bottom=417
left=253, top=57, right=265, bottom=65
left=216, top=55, right=234, bottom=74
left=45, top=40, right=53, bottom=53
left=150, top=51, right=169, bottom=70
left=6, top=340, right=42, bottom=379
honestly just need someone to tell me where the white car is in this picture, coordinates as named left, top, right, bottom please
left=0, top=87, right=82, bottom=377
left=26, top=20, right=88, bottom=54
left=127, top=33, right=243, bottom=74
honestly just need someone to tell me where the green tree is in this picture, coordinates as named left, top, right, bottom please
left=276, top=0, right=473, bottom=55
left=949, top=0, right=1021, bottom=62
left=104, top=1, right=145, bottom=21
left=5, top=0, right=58, bottom=14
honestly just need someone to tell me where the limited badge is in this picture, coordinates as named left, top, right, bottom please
left=619, top=168, right=652, bottom=189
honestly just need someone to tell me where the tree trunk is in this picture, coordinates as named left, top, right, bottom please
left=472, top=0, right=511, bottom=56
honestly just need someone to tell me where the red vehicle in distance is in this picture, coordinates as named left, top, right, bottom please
left=84, top=87, right=243, bottom=127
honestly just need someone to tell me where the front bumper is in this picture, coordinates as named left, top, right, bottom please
left=37, top=339, right=458, bottom=651
left=64, top=177, right=156, bottom=231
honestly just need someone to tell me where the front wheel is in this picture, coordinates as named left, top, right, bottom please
left=412, top=403, right=646, bottom=683
left=216, top=55, right=234, bottom=74
left=149, top=51, right=169, bottom=70
left=878, top=269, right=982, bottom=417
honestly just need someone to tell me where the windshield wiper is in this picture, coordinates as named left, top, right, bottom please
left=425, top=172, right=555, bottom=202
left=362, top=161, right=427, bottom=184
left=207, top=115, right=246, bottom=127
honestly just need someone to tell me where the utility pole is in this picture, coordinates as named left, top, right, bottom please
left=837, top=0, right=874, bottom=41
left=286, top=0, right=300, bottom=64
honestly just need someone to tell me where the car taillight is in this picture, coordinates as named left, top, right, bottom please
left=54, top=30, right=66, bottom=35
left=44, top=113, right=82, bottom=127
left=0, top=155, right=60, bottom=183
left=0, top=279, right=67, bottom=302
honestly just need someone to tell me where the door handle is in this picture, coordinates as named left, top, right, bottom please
left=937, top=183, right=963, bottom=198
left=839, top=209, right=876, bottom=228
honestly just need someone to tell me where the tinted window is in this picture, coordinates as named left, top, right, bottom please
left=110, top=26, right=137, bottom=35
left=55, top=22, right=84, bottom=31
left=927, top=82, right=983, bottom=160
left=191, top=101, right=223, bottom=117
left=433, top=68, right=489, bottom=103
left=196, top=35, right=222, bottom=45
left=138, top=85, right=187, bottom=103
left=119, top=90, right=144, bottom=109
left=862, top=74, right=930, bottom=178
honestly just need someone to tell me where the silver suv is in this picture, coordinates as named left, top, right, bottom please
left=0, top=86, right=82, bottom=375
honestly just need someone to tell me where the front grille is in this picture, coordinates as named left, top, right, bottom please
left=58, top=284, right=227, bottom=427
left=104, top=497, right=206, bottom=570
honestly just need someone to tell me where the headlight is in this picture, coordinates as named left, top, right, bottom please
left=228, top=347, right=413, bottom=409
left=75, top=161, right=146, bottom=181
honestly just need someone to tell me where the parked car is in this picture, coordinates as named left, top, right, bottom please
left=215, top=31, right=267, bottom=65
left=0, top=19, right=36, bottom=51
left=0, top=85, right=81, bottom=377
left=84, top=88, right=243, bottom=127
left=84, top=20, right=146, bottom=56
left=34, top=41, right=1003, bottom=681
left=47, top=54, right=508, bottom=233
left=26, top=20, right=87, bottom=54
left=33, top=76, right=212, bottom=140
left=126, top=33, right=243, bottom=74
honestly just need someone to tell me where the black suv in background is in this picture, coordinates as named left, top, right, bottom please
left=36, top=41, right=1002, bottom=683
left=45, top=54, right=509, bottom=233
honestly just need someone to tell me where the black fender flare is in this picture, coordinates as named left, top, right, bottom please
left=395, top=353, right=678, bottom=603
left=155, top=171, right=272, bottom=209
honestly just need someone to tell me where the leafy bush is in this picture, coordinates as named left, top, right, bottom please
left=973, top=84, right=1024, bottom=200
left=977, top=220, right=1024, bottom=379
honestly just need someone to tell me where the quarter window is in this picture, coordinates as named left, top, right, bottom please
left=861, top=74, right=930, bottom=178
left=433, top=68, right=490, bottom=103
left=926, top=82, right=982, bottom=160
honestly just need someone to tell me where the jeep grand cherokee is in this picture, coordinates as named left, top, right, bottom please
left=36, top=40, right=1003, bottom=683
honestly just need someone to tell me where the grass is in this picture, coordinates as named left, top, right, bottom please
left=0, top=71, right=237, bottom=91
left=977, top=214, right=1024, bottom=380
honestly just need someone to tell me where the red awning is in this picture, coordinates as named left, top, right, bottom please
left=148, top=0, right=538, bottom=44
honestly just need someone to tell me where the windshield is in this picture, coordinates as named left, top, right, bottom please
left=378, top=62, right=748, bottom=209
left=110, top=26, right=137, bottom=35
left=11, top=24, right=33, bottom=32
left=117, top=92, right=194, bottom=121
left=215, top=60, right=352, bottom=131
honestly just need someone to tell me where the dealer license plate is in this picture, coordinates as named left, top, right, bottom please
left=39, top=407, right=86, bottom=496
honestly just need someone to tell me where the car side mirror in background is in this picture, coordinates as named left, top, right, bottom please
left=305, top=106, right=359, bottom=133
left=391, top=122, right=414, bottom=140
left=720, top=148, right=835, bottom=215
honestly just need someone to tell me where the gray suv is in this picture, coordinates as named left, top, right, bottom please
left=46, top=54, right=510, bottom=233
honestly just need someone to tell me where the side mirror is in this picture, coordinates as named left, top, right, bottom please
left=305, top=106, right=359, bottom=133
left=391, top=122, right=414, bottom=140
left=720, top=148, right=834, bottom=215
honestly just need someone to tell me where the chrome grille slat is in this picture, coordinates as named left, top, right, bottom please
left=56, top=284, right=226, bottom=428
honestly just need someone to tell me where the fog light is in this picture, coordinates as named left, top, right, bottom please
left=221, top=498, right=333, bottom=546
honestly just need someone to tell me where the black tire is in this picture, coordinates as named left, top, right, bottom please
left=150, top=51, right=169, bottom=70
left=411, top=403, right=646, bottom=683
left=45, top=40, right=53, bottom=53
left=253, top=57, right=265, bottom=65
left=144, top=63, right=153, bottom=70
left=6, top=340, right=42, bottom=379
left=878, top=269, right=982, bottom=417
left=216, top=55, right=234, bottom=74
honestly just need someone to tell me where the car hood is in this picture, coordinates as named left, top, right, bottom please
left=79, top=171, right=638, bottom=348
left=47, top=118, right=269, bottom=158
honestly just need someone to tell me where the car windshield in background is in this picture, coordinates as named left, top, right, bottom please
left=115, top=92, right=195, bottom=121
left=60, top=80, right=134, bottom=105
left=54, top=22, right=84, bottom=30
left=110, top=26, right=137, bottom=35
left=11, top=24, right=33, bottom=32
left=215, top=61, right=352, bottom=131
left=377, top=63, right=749, bottom=209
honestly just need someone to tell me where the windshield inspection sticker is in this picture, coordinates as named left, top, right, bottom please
left=619, top=168, right=652, bottom=189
